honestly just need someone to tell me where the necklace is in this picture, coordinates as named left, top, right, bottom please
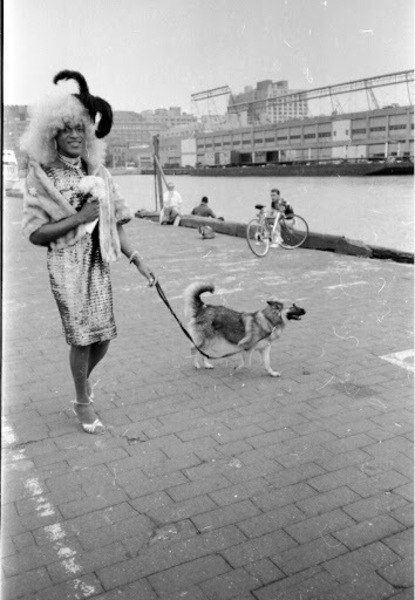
left=57, top=152, right=82, bottom=170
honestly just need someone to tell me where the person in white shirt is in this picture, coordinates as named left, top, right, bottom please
left=160, top=182, right=183, bottom=225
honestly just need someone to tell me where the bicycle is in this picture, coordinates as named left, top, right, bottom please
left=246, top=204, right=309, bottom=257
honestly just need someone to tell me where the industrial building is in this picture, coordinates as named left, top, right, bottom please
left=195, top=105, right=414, bottom=167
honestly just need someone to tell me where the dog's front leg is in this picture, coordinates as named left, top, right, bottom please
left=261, top=345, right=280, bottom=377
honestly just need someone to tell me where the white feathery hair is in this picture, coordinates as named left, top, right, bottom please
left=20, top=89, right=106, bottom=167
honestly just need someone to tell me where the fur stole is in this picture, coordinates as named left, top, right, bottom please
left=22, top=160, right=132, bottom=263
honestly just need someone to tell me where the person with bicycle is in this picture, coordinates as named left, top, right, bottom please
left=269, top=189, right=294, bottom=246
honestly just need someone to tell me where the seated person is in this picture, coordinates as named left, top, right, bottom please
left=269, top=188, right=295, bottom=247
left=191, top=196, right=216, bottom=218
left=270, top=188, right=294, bottom=219
left=160, top=182, right=182, bottom=225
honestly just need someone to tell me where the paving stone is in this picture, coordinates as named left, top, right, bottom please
left=253, top=568, right=336, bottom=600
left=148, top=555, right=230, bottom=595
left=0, top=566, right=52, bottom=599
left=237, top=504, right=305, bottom=539
left=323, top=541, right=400, bottom=583
left=383, top=528, right=414, bottom=558
left=208, top=477, right=271, bottom=506
left=244, top=558, right=285, bottom=585
left=91, top=579, right=158, bottom=600
left=191, top=499, right=261, bottom=532
left=296, top=486, right=363, bottom=516
left=378, top=558, right=414, bottom=589
left=318, top=571, right=397, bottom=600
left=221, top=530, right=298, bottom=568
left=332, top=514, right=406, bottom=550
left=284, top=508, right=356, bottom=544
left=146, top=494, right=218, bottom=525
left=167, top=475, right=231, bottom=502
left=47, top=542, right=129, bottom=584
left=342, top=491, right=409, bottom=522
left=199, top=567, right=260, bottom=599
left=272, top=535, right=348, bottom=575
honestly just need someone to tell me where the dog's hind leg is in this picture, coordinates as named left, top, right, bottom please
left=190, top=345, right=202, bottom=369
left=235, top=349, right=253, bottom=372
left=261, top=345, right=280, bottom=377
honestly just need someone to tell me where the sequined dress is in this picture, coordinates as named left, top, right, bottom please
left=44, top=160, right=117, bottom=346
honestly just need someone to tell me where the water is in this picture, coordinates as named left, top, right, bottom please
left=114, top=174, right=414, bottom=253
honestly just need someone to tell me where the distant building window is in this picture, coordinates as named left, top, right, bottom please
left=265, top=137, right=275, bottom=142
left=304, top=133, right=316, bottom=139
left=352, top=128, right=367, bottom=134
left=389, top=124, right=407, bottom=130
left=224, top=142, right=231, bottom=146
left=290, top=135, right=301, bottom=139
left=214, top=143, right=221, bottom=147
left=205, top=143, right=212, bottom=148
left=370, top=127, right=386, bottom=132
left=254, top=139, right=263, bottom=143
left=243, top=140, right=251, bottom=145
left=318, top=132, right=331, bottom=138
left=233, top=141, right=241, bottom=146
left=277, top=136, right=288, bottom=141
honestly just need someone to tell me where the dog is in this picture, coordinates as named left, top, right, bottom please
left=184, top=282, right=306, bottom=377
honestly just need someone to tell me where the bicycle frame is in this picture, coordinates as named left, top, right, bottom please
left=257, top=207, right=284, bottom=239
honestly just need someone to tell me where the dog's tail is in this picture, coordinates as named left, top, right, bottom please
left=184, top=282, right=215, bottom=319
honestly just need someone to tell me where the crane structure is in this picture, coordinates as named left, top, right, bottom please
left=191, top=70, right=414, bottom=121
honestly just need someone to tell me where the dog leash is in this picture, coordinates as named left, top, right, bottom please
left=153, top=280, right=274, bottom=361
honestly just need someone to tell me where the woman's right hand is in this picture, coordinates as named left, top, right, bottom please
left=78, top=199, right=100, bottom=223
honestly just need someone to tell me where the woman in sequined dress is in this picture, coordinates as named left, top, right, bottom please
left=21, top=71, right=156, bottom=434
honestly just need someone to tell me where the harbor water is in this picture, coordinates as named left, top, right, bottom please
left=114, top=174, right=414, bottom=253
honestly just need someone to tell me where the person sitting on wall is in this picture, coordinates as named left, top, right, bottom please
left=191, top=196, right=224, bottom=220
left=160, top=182, right=182, bottom=225
left=269, top=188, right=295, bottom=247
left=191, top=196, right=216, bottom=218
left=270, top=188, right=294, bottom=219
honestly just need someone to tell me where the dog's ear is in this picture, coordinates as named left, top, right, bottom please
left=267, top=298, right=283, bottom=310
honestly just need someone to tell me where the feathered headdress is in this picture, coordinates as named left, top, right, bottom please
left=20, top=70, right=113, bottom=167
left=53, top=70, right=113, bottom=139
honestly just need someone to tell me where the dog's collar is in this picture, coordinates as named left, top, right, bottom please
left=263, top=311, right=283, bottom=328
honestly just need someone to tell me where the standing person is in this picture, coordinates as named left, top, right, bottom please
left=160, top=182, right=183, bottom=225
left=191, top=196, right=217, bottom=218
left=20, top=70, right=156, bottom=434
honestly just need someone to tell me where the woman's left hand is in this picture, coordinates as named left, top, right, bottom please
left=133, top=260, right=156, bottom=286
left=147, top=271, right=157, bottom=287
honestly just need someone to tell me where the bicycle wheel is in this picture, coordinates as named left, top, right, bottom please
left=279, top=214, right=309, bottom=249
left=246, top=219, right=270, bottom=257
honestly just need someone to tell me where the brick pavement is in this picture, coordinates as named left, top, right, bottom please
left=2, top=195, right=414, bottom=599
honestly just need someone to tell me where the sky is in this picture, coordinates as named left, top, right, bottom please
left=4, top=0, right=414, bottom=114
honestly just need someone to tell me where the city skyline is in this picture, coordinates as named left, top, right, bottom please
left=5, top=0, right=414, bottom=114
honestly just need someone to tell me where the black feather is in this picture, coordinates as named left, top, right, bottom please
left=93, top=97, right=113, bottom=138
left=53, top=70, right=90, bottom=95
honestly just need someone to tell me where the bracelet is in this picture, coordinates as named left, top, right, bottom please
left=129, top=250, right=141, bottom=264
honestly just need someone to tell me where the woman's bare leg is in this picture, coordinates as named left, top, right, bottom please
left=86, top=340, right=110, bottom=397
left=70, top=344, right=102, bottom=428
left=70, top=345, right=91, bottom=404
left=87, top=340, right=110, bottom=378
